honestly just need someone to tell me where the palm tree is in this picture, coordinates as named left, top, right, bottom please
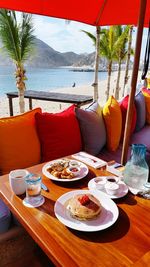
left=99, top=26, right=120, bottom=100
left=92, top=26, right=101, bottom=101
left=122, top=25, right=134, bottom=96
left=83, top=26, right=125, bottom=100
left=82, top=27, right=101, bottom=100
left=114, top=26, right=130, bottom=99
left=0, top=9, right=35, bottom=113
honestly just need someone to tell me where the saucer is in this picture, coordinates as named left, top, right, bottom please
left=23, top=195, right=45, bottom=208
left=88, top=178, right=128, bottom=199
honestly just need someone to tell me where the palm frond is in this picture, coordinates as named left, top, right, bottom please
left=81, top=30, right=96, bottom=45
left=111, top=26, right=128, bottom=58
left=0, top=9, right=20, bottom=63
left=19, top=13, right=35, bottom=62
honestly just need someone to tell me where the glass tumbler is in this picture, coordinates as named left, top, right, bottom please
left=23, top=173, right=45, bottom=207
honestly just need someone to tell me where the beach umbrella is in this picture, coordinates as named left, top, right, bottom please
left=0, top=1, right=149, bottom=27
left=0, top=0, right=149, bottom=164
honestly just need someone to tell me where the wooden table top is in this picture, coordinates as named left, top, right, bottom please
left=6, top=90, right=93, bottom=104
left=0, top=160, right=150, bottom=267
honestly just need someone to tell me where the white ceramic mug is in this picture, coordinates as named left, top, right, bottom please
left=9, top=169, right=29, bottom=195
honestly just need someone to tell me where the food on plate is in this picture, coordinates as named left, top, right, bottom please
left=46, top=159, right=78, bottom=179
left=66, top=194, right=102, bottom=220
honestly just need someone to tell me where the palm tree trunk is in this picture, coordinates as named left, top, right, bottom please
left=122, top=25, right=133, bottom=96
left=18, top=89, right=25, bottom=113
left=15, top=65, right=26, bottom=113
left=115, top=58, right=122, bottom=99
left=106, top=61, right=112, bottom=100
left=93, top=26, right=100, bottom=101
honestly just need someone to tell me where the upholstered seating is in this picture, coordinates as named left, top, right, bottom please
left=0, top=199, right=11, bottom=234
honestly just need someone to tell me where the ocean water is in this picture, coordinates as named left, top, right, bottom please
left=0, top=66, right=107, bottom=96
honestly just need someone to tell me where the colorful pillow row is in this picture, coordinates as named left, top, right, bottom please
left=0, top=105, right=82, bottom=175
left=1, top=88, right=149, bottom=175
left=0, top=100, right=121, bottom=175
left=0, top=99, right=124, bottom=176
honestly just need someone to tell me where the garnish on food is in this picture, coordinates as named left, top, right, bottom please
left=78, top=195, right=90, bottom=205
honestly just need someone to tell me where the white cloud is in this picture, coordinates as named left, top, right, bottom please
left=33, top=15, right=95, bottom=54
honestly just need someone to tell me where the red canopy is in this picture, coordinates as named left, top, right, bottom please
left=0, top=0, right=149, bottom=27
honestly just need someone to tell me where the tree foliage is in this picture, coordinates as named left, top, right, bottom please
left=82, top=25, right=132, bottom=100
left=0, top=9, right=35, bottom=113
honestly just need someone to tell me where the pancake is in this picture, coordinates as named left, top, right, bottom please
left=67, top=194, right=102, bottom=220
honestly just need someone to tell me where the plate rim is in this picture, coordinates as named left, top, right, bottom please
left=54, top=189, right=119, bottom=232
left=42, top=159, right=88, bottom=182
left=88, top=178, right=128, bottom=199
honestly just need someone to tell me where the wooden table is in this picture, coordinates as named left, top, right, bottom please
left=6, top=90, right=93, bottom=116
left=0, top=160, right=150, bottom=267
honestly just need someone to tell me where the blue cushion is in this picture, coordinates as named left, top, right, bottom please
left=134, top=92, right=146, bottom=132
left=0, top=199, right=11, bottom=233
left=76, top=102, right=106, bottom=155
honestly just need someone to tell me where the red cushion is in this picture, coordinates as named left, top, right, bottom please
left=35, top=105, right=82, bottom=162
left=119, top=95, right=137, bottom=141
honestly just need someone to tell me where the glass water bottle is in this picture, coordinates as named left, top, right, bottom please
left=124, top=144, right=149, bottom=190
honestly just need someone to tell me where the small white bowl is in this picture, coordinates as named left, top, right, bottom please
left=93, top=176, right=107, bottom=190
left=105, top=182, right=119, bottom=195
left=69, top=160, right=80, bottom=168
left=67, top=166, right=81, bottom=177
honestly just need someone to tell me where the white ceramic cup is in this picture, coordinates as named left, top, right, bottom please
left=9, top=169, right=29, bottom=195
left=105, top=182, right=119, bottom=195
left=93, top=176, right=107, bottom=190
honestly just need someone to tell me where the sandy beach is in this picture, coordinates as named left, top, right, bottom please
left=0, top=69, right=142, bottom=118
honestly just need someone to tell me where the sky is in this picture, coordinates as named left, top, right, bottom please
left=22, top=13, right=149, bottom=60
left=33, top=15, right=95, bottom=54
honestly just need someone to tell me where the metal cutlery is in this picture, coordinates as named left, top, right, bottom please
left=41, top=183, right=49, bottom=192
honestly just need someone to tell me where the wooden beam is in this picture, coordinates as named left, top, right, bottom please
left=121, top=0, right=147, bottom=165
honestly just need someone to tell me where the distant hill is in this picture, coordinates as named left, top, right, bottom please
left=0, top=38, right=97, bottom=68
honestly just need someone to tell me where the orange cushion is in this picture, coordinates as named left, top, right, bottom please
left=0, top=108, right=41, bottom=175
left=142, top=88, right=150, bottom=124
left=102, top=96, right=122, bottom=152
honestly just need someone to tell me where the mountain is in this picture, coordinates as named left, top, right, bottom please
left=0, top=38, right=96, bottom=68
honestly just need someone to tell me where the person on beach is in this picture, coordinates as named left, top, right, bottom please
left=72, top=82, right=76, bottom=87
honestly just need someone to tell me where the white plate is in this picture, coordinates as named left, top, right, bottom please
left=54, top=190, right=119, bottom=232
left=42, top=159, right=88, bottom=182
left=88, top=178, right=128, bottom=199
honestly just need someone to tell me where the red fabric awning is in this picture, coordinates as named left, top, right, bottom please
left=0, top=0, right=149, bottom=27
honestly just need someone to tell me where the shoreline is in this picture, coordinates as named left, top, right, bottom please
left=0, top=70, right=142, bottom=118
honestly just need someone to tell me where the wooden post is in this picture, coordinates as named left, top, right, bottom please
left=29, top=98, right=33, bottom=110
left=121, top=0, right=147, bottom=165
left=92, top=26, right=100, bottom=101
left=8, top=96, right=13, bottom=116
